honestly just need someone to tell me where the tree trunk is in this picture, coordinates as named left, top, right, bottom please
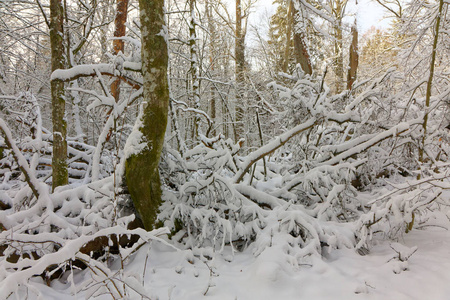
left=235, top=0, right=245, bottom=141
left=334, top=26, right=344, bottom=93
left=50, top=0, right=68, bottom=191
left=292, top=0, right=312, bottom=75
left=419, top=0, right=444, bottom=163
left=125, top=0, right=169, bottom=231
left=331, top=0, right=345, bottom=93
left=206, top=0, right=216, bottom=136
left=283, top=0, right=293, bottom=73
left=189, top=0, right=201, bottom=139
left=111, top=0, right=129, bottom=102
left=347, top=21, right=358, bottom=90
left=107, top=0, right=129, bottom=144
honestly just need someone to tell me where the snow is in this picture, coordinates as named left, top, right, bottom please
left=2, top=1, right=449, bottom=298
left=13, top=228, right=450, bottom=299
left=51, top=64, right=115, bottom=82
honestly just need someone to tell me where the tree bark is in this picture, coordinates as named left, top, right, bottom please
left=283, top=0, right=293, bottom=73
left=347, top=21, right=358, bottom=90
left=235, top=0, right=245, bottom=141
left=111, top=0, right=129, bottom=102
left=189, top=0, right=201, bottom=139
left=50, top=0, right=68, bottom=191
left=330, top=0, right=345, bottom=93
left=125, top=0, right=169, bottom=231
left=206, top=1, right=216, bottom=136
left=334, top=24, right=344, bottom=93
left=107, top=0, right=129, bottom=144
left=292, top=0, right=312, bottom=75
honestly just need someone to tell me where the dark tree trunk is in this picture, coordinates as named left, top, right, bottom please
left=291, top=0, right=312, bottom=75
left=50, top=0, right=68, bottom=191
left=206, top=1, right=216, bottom=136
left=347, top=21, right=359, bottom=90
left=111, top=0, right=129, bottom=102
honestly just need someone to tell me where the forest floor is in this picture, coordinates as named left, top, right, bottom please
left=31, top=227, right=450, bottom=300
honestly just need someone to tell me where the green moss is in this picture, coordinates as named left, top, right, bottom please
left=406, top=212, right=415, bottom=234
left=125, top=0, right=169, bottom=232
left=154, top=219, right=165, bottom=229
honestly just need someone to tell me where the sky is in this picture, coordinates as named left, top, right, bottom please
left=248, top=0, right=391, bottom=35
left=349, top=0, right=391, bottom=33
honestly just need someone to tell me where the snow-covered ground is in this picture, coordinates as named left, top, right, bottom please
left=30, top=228, right=450, bottom=300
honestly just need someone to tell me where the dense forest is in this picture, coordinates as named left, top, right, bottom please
left=0, top=0, right=449, bottom=298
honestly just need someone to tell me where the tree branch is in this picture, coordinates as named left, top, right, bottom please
left=0, top=119, right=40, bottom=199
left=233, top=118, right=317, bottom=183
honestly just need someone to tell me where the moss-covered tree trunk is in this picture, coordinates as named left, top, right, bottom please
left=50, top=0, right=68, bottom=191
left=235, top=0, right=245, bottom=141
left=125, top=0, right=169, bottom=231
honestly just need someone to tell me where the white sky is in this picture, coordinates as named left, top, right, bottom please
left=248, top=0, right=391, bottom=35
left=349, top=0, right=391, bottom=33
